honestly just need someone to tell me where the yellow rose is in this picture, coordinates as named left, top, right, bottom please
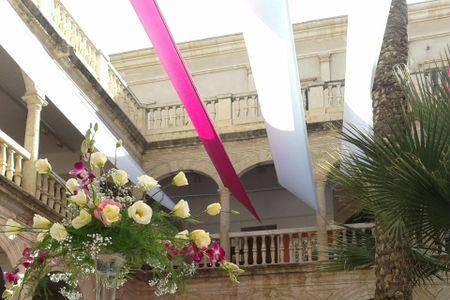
left=66, top=178, right=79, bottom=194
left=69, top=190, right=87, bottom=207
left=175, top=229, right=189, bottom=240
left=128, top=201, right=153, bottom=224
left=71, top=209, right=92, bottom=229
left=172, top=171, right=188, bottom=187
left=112, top=169, right=129, bottom=186
left=49, top=223, right=68, bottom=241
left=91, top=152, right=107, bottom=168
left=172, top=199, right=190, bottom=218
left=137, top=175, right=160, bottom=192
left=206, top=203, right=222, bottom=216
left=35, top=158, right=52, bottom=174
left=5, top=219, right=22, bottom=240
left=102, top=205, right=121, bottom=224
left=190, top=229, right=211, bottom=248
left=33, top=214, right=52, bottom=229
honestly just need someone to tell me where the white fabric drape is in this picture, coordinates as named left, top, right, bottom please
left=343, top=0, right=392, bottom=132
left=241, top=0, right=318, bottom=210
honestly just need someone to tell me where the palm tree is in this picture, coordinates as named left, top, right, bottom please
left=323, top=54, right=450, bottom=298
left=371, top=0, right=411, bottom=298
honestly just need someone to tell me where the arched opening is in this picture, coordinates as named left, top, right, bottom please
left=232, top=162, right=321, bottom=231
left=159, top=171, right=220, bottom=233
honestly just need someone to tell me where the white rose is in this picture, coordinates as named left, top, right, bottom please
left=35, top=158, right=52, bottom=174
left=49, top=223, right=68, bottom=241
left=172, top=199, right=190, bottom=219
left=33, top=214, right=52, bottom=229
left=206, top=203, right=222, bottom=216
left=112, top=169, right=129, bottom=186
left=5, top=219, right=22, bottom=240
left=137, top=175, right=160, bottom=192
left=66, top=178, right=79, bottom=194
left=37, top=232, right=47, bottom=242
left=128, top=201, right=153, bottom=225
left=190, top=229, right=211, bottom=248
left=69, top=190, right=87, bottom=207
left=172, top=171, right=188, bottom=187
left=91, top=152, right=107, bottom=168
left=175, top=230, right=189, bottom=240
left=71, top=209, right=92, bottom=229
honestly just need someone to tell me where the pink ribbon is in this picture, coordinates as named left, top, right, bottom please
left=129, top=0, right=260, bottom=220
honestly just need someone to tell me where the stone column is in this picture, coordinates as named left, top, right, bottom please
left=218, top=186, right=231, bottom=259
left=22, top=90, right=47, bottom=195
left=315, top=180, right=328, bottom=261
left=319, top=53, right=331, bottom=82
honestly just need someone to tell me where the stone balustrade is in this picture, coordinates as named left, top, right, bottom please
left=145, top=80, right=345, bottom=141
left=0, top=129, right=31, bottom=187
left=0, top=129, right=67, bottom=218
left=30, top=0, right=145, bottom=131
left=199, top=223, right=373, bottom=269
left=35, top=173, right=69, bottom=218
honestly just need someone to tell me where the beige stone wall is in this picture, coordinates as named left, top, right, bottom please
left=116, top=265, right=450, bottom=300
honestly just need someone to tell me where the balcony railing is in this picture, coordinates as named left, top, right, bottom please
left=199, top=223, right=373, bottom=269
left=145, top=80, right=345, bottom=141
left=0, top=129, right=30, bottom=187
left=0, top=129, right=67, bottom=218
left=30, top=0, right=145, bottom=131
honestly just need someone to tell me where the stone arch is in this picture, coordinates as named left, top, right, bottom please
left=0, top=234, right=27, bottom=268
left=148, top=160, right=221, bottom=187
left=237, top=159, right=273, bottom=178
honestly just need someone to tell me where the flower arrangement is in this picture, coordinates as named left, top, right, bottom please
left=2, top=124, right=243, bottom=299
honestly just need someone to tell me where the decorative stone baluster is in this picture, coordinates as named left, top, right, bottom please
left=5, top=149, right=15, bottom=180
left=261, top=236, right=267, bottom=265
left=243, top=237, right=249, bottom=266
left=41, top=174, right=49, bottom=206
left=13, top=154, right=24, bottom=186
left=298, top=233, right=305, bottom=263
left=289, top=233, right=294, bottom=263
left=54, top=186, right=62, bottom=214
left=48, top=178, right=55, bottom=209
left=252, top=236, right=257, bottom=265
left=0, top=143, right=7, bottom=176
left=270, top=235, right=276, bottom=264
left=280, top=234, right=286, bottom=263
left=307, top=232, right=313, bottom=262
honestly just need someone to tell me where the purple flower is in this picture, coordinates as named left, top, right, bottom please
left=206, top=241, right=225, bottom=264
left=38, top=250, right=46, bottom=263
left=69, top=162, right=94, bottom=191
left=184, top=242, right=203, bottom=263
left=5, top=269, right=20, bottom=285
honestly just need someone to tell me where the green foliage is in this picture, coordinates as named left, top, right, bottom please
left=323, top=53, right=450, bottom=286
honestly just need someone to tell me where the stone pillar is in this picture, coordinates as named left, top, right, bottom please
left=218, top=186, right=231, bottom=259
left=319, top=53, right=331, bottom=82
left=315, top=180, right=328, bottom=261
left=22, top=90, right=47, bottom=195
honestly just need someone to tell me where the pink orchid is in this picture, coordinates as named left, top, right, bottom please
left=21, top=247, right=34, bottom=268
left=69, top=162, right=94, bottom=191
left=184, top=242, right=203, bottom=263
left=5, top=269, right=20, bottom=285
left=93, top=199, right=123, bottom=226
left=206, top=241, right=225, bottom=264
left=49, top=258, right=59, bottom=266
left=38, top=250, right=46, bottom=263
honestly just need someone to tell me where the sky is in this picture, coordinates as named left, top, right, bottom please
left=61, top=0, right=427, bottom=55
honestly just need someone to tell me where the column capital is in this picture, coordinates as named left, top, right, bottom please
left=318, top=52, right=331, bottom=63
left=217, top=186, right=230, bottom=195
left=22, top=91, right=48, bottom=108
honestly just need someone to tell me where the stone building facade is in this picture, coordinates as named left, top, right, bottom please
left=0, top=0, right=448, bottom=299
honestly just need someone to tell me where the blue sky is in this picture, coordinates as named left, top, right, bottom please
left=61, top=0, right=426, bottom=55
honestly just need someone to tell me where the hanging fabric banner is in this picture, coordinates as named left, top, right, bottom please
left=129, top=0, right=260, bottom=220
left=0, top=1, right=174, bottom=208
left=240, top=0, right=318, bottom=210
left=344, top=0, right=392, bottom=131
